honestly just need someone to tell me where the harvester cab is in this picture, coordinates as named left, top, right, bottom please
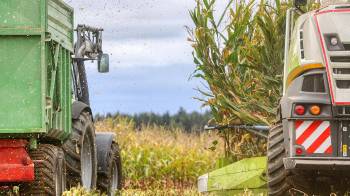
left=268, top=0, right=350, bottom=194
left=0, top=0, right=121, bottom=195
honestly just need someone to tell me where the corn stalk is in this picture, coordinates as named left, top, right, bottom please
left=188, top=0, right=291, bottom=159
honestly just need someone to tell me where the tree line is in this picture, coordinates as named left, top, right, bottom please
left=95, top=107, right=212, bottom=132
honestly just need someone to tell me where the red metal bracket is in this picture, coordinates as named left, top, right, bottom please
left=0, top=140, right=34, bottom=182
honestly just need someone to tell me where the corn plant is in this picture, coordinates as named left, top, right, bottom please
left=188, top=0, right=291, bottom=159
left=63, top=186, right=102, bottom=196
left=95, top=117, right=223, bottom=190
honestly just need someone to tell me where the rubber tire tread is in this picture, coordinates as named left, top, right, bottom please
left=97, top=142, right=123, bottom=195
left=63, top=111, right=97, bottom=189
left=267, top=124, right=290, bottom=196
left=22, top=144, right=66, bottom=196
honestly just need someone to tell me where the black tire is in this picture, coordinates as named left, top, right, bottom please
left=97, top=142, right=123, bottom=196
left=63, top=111, right=97, bottom=190
left=267, top=124, right=290, bottom=196
left=22, top=144, right=66, bottom=196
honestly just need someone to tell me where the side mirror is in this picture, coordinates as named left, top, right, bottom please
left=98, top=54, right=110, bottom=73
left=294, top=0, right=307, bottom=7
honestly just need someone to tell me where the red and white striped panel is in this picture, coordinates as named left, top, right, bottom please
left=295, top=120, right=333, bottom=154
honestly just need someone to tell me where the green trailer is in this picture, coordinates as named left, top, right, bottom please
left=0, top=1, right=122, bottom=195
left=0, top=0, right=73, bottom=140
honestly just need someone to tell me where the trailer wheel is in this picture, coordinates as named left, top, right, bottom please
left=22, top=144, right=66, bottom=196
left=63, top=111, right=97, bottom=190
left=98, top=142, right=123, bottom=195
left=267, top=124, right=290, bottom=195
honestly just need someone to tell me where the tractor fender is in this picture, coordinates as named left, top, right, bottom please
left=72, top=101, right=92, bottom=120
left=96, top=132, right=116, bottom=174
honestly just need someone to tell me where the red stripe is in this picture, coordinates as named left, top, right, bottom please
left=314, top=14, right=335, bottom=104
left=306, top=127, right=330, bottom=153
left=325, top=146, right=333, bottom=154
left=295, top=120, right=303, bottom=130
left=316, top=9, right=350, bottom=16
left=335, top=102, right=350, bottom=106
left=296, top=121, right=323, bottom=145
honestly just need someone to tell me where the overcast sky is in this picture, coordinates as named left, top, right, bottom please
left=63, top=0, right=215, bottom=115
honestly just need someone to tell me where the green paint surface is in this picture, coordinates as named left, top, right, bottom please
left=207, top=157, right=267, bottom=193
left=0, top=0, right=41, bottom=29
left=0, top=0, right=73, bottom=140
left=287, top=25, right=301, bottom=75
left=0, top=36, right=43, bottom=131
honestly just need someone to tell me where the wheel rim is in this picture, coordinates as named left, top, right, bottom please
left=81, top=131, right=93, bottom=189
left=110, top=161, right=119, bottom=195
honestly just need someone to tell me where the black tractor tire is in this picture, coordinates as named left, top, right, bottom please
left=97, top=142, right=123, bottom=196
left=22, top=144, right=66, bottom=196
left=267, top=124, right=312, bottom=195
left=267, top=124, right=291, bottom=196
left=63, top=111, right=97, bottom=190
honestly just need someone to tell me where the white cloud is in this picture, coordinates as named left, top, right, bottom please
left=63, top=0, right=229, bottom=68
left=64, top=0, right=197, bottom=68
left=104, top=37, right=193, bottom=68
left=64, top=0, right=195, bottom=38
